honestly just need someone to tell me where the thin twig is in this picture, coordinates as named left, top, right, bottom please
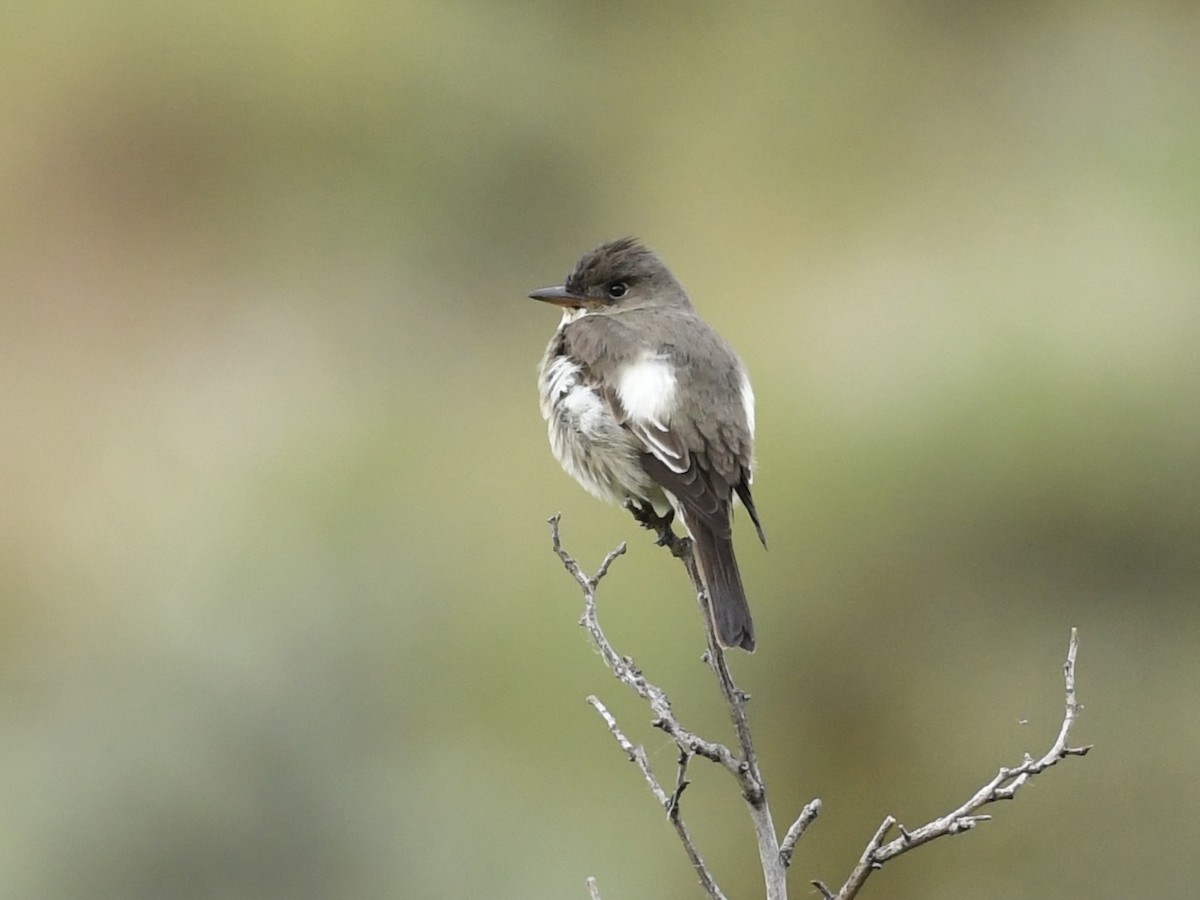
left=824, top=816, right=895, bottom=900
left=561, top=510, right=788, bottom=896
left=667, top=530, right=785, bottom=898
left=821, top=628, right=1092, bottom=899
left=550, top=517, right=747, bottom=775
left=780, top=799, right=822, bottom=867
left=553, top=512, right=787, bottom=898
left=667, top=750, right=692, bottom=821
left=586, top=696, right=669, bottom=807
left=552, top=514, right=1090, bottom=900
left=553, top=516, right=730, bottom=900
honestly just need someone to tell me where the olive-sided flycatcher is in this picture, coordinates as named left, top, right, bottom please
left=531, top=238, right=765, bottom=651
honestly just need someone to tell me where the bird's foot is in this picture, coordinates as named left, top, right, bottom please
left=624, top=499, right=674, bottom=542
left=624, top=500, right=690, bottom=558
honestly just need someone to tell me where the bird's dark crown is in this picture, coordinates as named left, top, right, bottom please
left=564, top=237, right=671, bottom=298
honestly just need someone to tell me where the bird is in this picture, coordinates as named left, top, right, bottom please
left=530, top=237, right=765, bottom=651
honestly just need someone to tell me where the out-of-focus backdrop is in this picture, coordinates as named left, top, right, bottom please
left=2, top=3, right=1197, bottom=898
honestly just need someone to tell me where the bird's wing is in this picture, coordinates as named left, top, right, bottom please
left=605, top=362, right=744, bottom=542
left=638, top=428, right=765, bottom=550
left=564, top=314, right=766, bottom=546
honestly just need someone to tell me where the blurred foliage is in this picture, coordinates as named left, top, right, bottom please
left=1, top=1, right=1198, bottom=898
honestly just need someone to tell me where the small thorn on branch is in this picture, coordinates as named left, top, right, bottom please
left=667, top=751, right=692, bottom=821
left=949, top=815, right=991, bottom=833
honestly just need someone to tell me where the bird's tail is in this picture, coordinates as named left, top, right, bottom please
left=686, top=514, right=756, bottom=652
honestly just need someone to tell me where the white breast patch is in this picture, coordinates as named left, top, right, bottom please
left=616, top=353, right=677, bottom=427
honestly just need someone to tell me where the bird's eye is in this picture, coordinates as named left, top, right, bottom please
left=607, top=282, right=628, bottom=299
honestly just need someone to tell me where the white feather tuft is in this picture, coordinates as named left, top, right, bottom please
left=740, top=370, right=756, bottom=438
left=617, top=353, right=677, bottom=428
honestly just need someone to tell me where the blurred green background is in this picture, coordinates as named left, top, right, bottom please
left=2, top=2, right=1197, bottom=898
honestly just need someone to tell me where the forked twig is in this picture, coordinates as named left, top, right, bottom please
left=550, top=514, right=1090, bottom=900
left=815, top=628, right=1091, bottom=900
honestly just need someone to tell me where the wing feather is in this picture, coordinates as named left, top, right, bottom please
left=561, top=312, right=764, bottom=546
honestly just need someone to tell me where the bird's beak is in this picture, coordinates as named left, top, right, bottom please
left=529, top=285, right=586, bottom=308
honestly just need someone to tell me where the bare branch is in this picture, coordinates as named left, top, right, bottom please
left=550, top=517, right=747, bottom=777
left=558, top=511, right=791, bottom=898
left=667, top=750, right=692, bottom=821
left=822, top=628, right=1092, bottom=899
left=827, top=816, right=895, bottom=900
left=549, top=513, right=627, bottom=592
left=780, top=799, right=823, bottom=868
left=553, top=516, right=730, bottom=900
left=623, top=504, right=792, bottom=894
left=666, top=536, right=788, bottom=898
left=552, top=513, right=1090, bottom=900
left=586, top=695, right=669, bottom=807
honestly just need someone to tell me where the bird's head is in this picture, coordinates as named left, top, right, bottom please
left=529, top=237, right=689, bottom=314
